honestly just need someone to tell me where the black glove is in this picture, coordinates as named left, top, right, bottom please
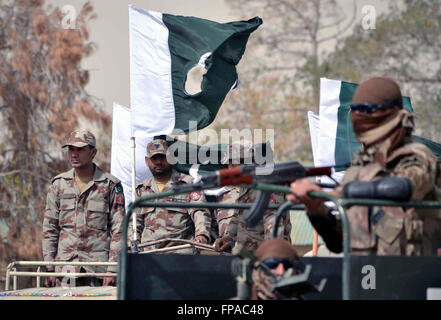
left=342, top=177, right=413, bottom=201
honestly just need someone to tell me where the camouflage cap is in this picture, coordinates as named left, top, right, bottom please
left=146, top=139, right=168, bottom=158
left=256, top=238, right=299, bottom=261
left=62, top=130, right=96, bottom=148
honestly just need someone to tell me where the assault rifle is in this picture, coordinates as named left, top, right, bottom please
left=193, top=161, right=334, bottom=227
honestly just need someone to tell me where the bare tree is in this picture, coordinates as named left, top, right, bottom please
left=323, top=0, right=441, bottom=142
left=0, top=0, right=109, bottom=288
left=226, top=0, right=357, bottom=109
left=212, top=0, right=356, bottom=162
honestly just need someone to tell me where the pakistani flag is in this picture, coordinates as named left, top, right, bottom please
left=316, top=78, right=414, bottom=172
left=129, top=5, right=262, bottom=138
left=111, top=7, right=261, bottom=208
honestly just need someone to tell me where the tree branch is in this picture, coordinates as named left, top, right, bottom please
left=0, top=169, right=50, bottom=181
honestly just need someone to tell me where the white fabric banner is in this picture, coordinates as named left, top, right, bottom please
left=307, top=111, right=320, bottom=167
left=317, top=77, right=341, bottom=167
left=129, top=5, right=175, bottom=138
left=111, top=102, right=152, bottom=212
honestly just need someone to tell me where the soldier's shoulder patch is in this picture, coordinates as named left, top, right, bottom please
left=115, top=193, right=125, bottom=205
left=190, top=191, right=202, bottom=201
left=114, top=183, right=124, bottom=194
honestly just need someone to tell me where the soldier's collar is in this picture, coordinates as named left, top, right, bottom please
left=145, top=169, right=188, bottom=188
left=171, top=169, right=184, bottom=183
left=144, top=177, right=154, bottom=188
left=59, top=168, right=75, bottom=180
left=92, top=164, right=106, bottom=182
left=63, top=164, right=105, bottom=182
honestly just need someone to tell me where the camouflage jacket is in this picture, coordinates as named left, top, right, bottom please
left=334, top=140, right=441, bottom=256
left=42, top=164, right=125, bottom=273
left=230, top=188, right=291, bottom=255
left=214, top=186, right=242, bottom=243
left=129, top=170, right=211, bottom=253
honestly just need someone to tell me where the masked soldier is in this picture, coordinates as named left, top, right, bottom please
left=288, top=77, right=441, bottom=256
left=42, top=130, right=125, bottom=287
left=129, top=138, right=211, bottom=253
left=214, top=142, right=291, bottom=253
left=251, top=238, right=300, bottom=300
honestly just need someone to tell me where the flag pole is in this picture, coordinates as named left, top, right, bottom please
left=130, top=136, right=138, bottom=253
left=312, top=176, right=321, bottom=256
left=313, top=231, right=319, bottom=256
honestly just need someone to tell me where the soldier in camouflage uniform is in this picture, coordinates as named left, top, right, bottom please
left=214, top=142, right=291, bottom=254
left=129, top=138, right=211, bottom=253
left=288, top=77, right=441, bottom=256
left=42, top=130, right=125, bottom=287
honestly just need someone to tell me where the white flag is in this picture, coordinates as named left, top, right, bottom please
left=111, top=102, right=152, bottom=212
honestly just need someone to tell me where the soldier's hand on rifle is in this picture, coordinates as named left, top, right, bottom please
left=44, top=276, right=57, bottom=288
left=194, top=235, right=209, bottom=244
left=214, top=237, right=232, bottom=252
left=287, top=178, right=327, bottom=215
left=103, top=272, right=116, bottom=286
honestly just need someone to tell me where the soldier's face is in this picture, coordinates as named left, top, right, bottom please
left=68, top=146, right=96, bottom=169
left=146, top=154, right=172, bottom=178
left=271, top=263, right=287, bottom=276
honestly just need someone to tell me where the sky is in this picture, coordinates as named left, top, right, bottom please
left=46, top=0, right=390, bottom=115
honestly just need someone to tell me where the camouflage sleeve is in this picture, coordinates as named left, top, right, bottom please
left=282, top=211, right=292, bottom=243
left=42, top=183, right=60, bottom=270
left=107, top=182, right=126, bottom=272
left=216, top=193, right=239, bottom=241
left=189, top=191, right=212, bottom=241
left=263, top=193, right=291, bottom=241
left=334, top=166, right=360, bottom=197
left=218, top=207, right=238, bottom=243
left=392, top=154, right=437, bottom=201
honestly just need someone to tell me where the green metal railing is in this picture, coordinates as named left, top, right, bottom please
left=117, top=182, right=331, bottom=300
left=117, top=183, right=441, bottom=300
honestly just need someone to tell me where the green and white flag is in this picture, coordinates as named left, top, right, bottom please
left=129, top=5, right=262, bottom=138
left=316, top=77, right=414, bottom=172
left=311, top=78, right=441, bottom=185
